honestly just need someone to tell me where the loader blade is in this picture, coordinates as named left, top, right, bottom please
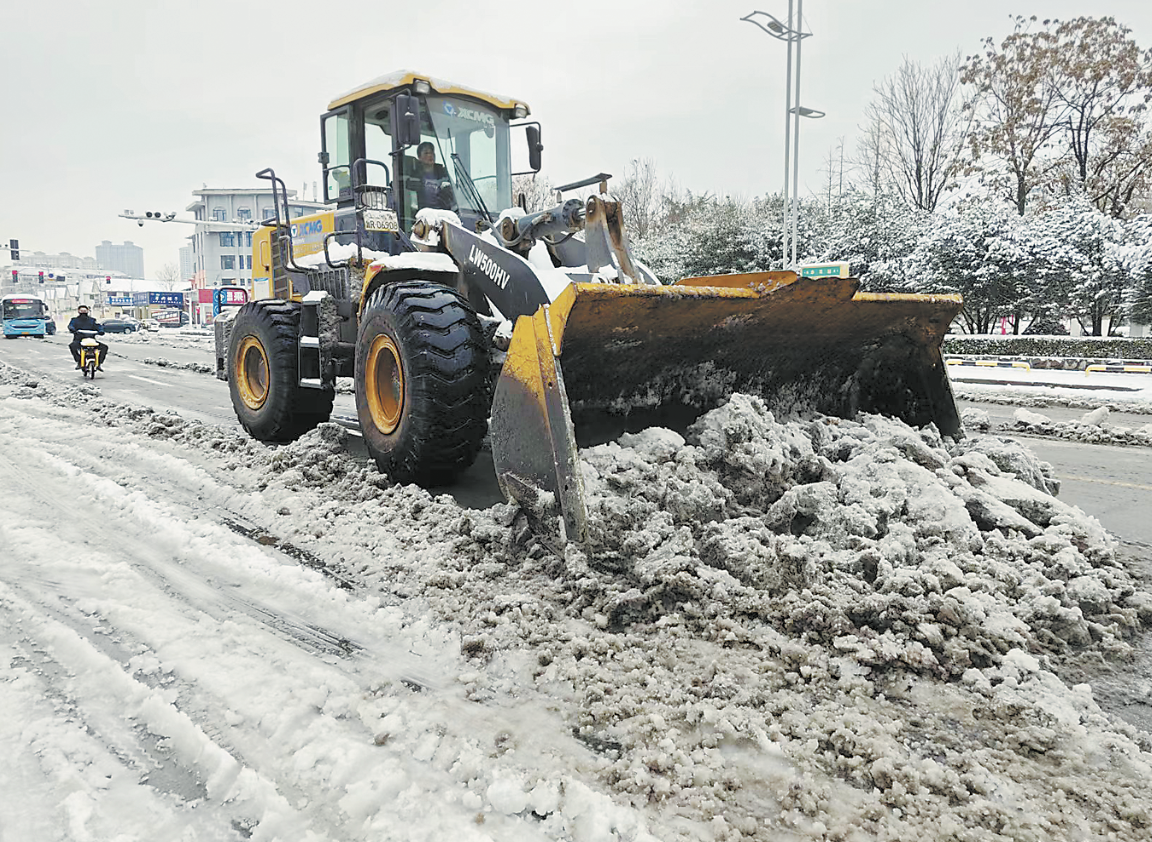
left=490, top=273, right=963, bottom=546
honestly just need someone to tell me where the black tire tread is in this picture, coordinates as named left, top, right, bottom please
left=228, top=300, right=334, bottom=442
left=357, top=281, right=490, bottom=486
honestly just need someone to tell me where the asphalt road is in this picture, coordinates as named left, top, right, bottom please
left=0, top=331, right=506, bottom=509
left=1, top=331, right=236, bottom=426
left=955, top=397, right=1152, bottom=552
left=1013, top=435, right=1152, bottom=552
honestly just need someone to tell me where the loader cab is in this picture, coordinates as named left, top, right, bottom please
left=319, top=72, right=537, bottom=239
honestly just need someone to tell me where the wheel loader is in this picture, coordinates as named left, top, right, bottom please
left=215, top=70, right=963, bottom=547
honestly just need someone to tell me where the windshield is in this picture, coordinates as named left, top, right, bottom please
left=2, top=299, right=47, bottom=320
left=414, top=95, right=511, bottom=220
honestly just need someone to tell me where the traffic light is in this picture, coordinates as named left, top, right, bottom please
left=105, top=276, right=111, bottom=284
left=38, top=271, right=44, bottom=284
left=8, top=239, right=17, bottom=262
left=9, top=270, right=16, bottom=284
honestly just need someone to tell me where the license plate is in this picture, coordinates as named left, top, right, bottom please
left=364, top=209, right=399, bottom=232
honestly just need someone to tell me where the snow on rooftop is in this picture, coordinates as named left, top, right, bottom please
left=328, top=69, right=528, bottom=113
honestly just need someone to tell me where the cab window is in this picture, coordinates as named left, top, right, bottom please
left=363, top=106, right=393, bottom=188
left=322, top=110, right=351, bottom=202
left=397, top=96, right=511, bottom=229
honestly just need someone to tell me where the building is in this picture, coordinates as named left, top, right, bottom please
left=179, top=244, right=194, bottom=283
left=24, top=251, right=98, bottom=271
left=95, top=240, right=146, bottom=278
left=4, top=266, right=109, bottom=298
left=185, top=188, right=327, bottom=291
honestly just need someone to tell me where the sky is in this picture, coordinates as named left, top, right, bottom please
left=3, top=336, right=1152, bottom=840
left=4, top=0, right=1152, bottom=276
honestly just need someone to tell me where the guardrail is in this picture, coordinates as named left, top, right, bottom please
left=1085, top=364, right=1152, bottom=375
left=946, top=358, right=1031, bottom=371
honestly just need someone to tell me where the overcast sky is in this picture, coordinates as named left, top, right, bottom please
left=4, top=0, right=1152, bottom=276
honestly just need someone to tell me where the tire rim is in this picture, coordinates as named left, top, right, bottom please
left=365, top=334, right=404, bottom=434
left=236, top=336, right=270, bottom=410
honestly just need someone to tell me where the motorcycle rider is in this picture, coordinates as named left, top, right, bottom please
left=67, top=304, right=108, bottom=370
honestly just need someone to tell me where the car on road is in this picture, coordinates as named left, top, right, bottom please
left=102, top=318, right=140, bottom=334
left=156, top=309, right=190, bottom=328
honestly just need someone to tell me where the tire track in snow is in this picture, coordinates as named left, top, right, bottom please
left=0, top=397, right=608, bottom=841
left=2, top=365, right=667, bottom=841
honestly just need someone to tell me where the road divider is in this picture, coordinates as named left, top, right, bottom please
left=946, top=358, right=1031, bottom=371
left=1085, top=364, right=1152, bottom=375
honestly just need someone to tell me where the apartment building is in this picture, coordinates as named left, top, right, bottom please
left=185, top=188, right=327, bottom=290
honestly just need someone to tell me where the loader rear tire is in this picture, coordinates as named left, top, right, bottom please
left=355, top=280, right=489, bottom=486
left=228, top=300, right=334, bottom=442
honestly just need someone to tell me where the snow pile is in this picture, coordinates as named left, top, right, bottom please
left=568, top=396, right=1133, bottom=667
left=953, top=383, right=1152, bottom=416
left=140, top=356, right=215, bottom=374
left=267, top=395, right=1150, bottom=840
left=4, top=358, right=1152, bottom=841
left=1010, top=406, right=1152, bottom=447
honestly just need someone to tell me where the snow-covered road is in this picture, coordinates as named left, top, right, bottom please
left=0, top=365, right=645, bottom=842
left=4, top=346, right=1152, bottom=841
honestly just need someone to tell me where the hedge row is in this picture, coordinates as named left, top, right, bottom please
left=943, top=335, right=1152, bottom=361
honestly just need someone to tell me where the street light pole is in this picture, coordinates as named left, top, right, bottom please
left=790, top=0, right=803, bottom=268
left=741, top=7, right=823, bottom=270
left=782, top=0, right=793, bottom=271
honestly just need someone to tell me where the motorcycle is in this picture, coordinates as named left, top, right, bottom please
left=76, top=329, right=104, bottom=379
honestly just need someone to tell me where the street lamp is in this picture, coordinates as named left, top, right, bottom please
left=121, top=211, right=257, bottom=325
left=742, top=4, right=824, bottom=269
left=791, top=106, right=825, bottom=119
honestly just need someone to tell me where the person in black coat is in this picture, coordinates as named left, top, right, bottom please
left=414, top=141, right=454, bottom=210
left=67, top=305, right=108, bottom=370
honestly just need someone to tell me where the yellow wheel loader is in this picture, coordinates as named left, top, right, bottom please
left=215, top=70, right=963, bottom=547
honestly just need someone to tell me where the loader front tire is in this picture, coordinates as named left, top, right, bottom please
left=228, top=300, right=334, bottom=442
left=356, top=281, right=489, bottom=486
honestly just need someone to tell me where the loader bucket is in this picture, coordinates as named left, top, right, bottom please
left=489, top=272, right=963, bottom=546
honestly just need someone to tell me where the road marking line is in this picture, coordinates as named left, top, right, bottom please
left=127, top=374, right=171, bottom=387
left=1060, top=474, right=1152, bottom=492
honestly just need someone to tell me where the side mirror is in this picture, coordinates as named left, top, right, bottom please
left=395, top=94, right=422, bottom=148
left=526, top=124, right=543, bottom=172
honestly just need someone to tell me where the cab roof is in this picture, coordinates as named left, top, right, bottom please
left=327, top=70, right=530, bottom=115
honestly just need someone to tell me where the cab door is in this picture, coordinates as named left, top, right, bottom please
left=320, top=107, right=353, bottom=206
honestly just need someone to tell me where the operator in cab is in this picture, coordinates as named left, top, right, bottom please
left=68, top=304, right=108, bottom=371
left=414, top=141, right=454, bottom=210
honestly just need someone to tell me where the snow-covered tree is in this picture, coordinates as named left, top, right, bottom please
left=512, top=174, right=556, bottom=213
left=614, top=158, right=676, bottom=240
left=812, top=190, right=928, bottom=290
left=961, top=16, right=1067, bottom=215
left=907, top=199, right=1035, bottom=333
left=634, top=194, right=780, bottom=281
left=1117, top=214, right=1152, bottom=325
left=1026, top=194, right=1128, bottom=334
left=962, top=15, right=1152, bottom=218
left=154, top=262, right=183, bottom=291
left=1047, top=16, right=1152, bottom=217
left=861, top=52, right=972, bottom=212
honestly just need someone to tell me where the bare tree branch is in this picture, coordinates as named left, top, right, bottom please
left=865, top=52, right=972, bottom=212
